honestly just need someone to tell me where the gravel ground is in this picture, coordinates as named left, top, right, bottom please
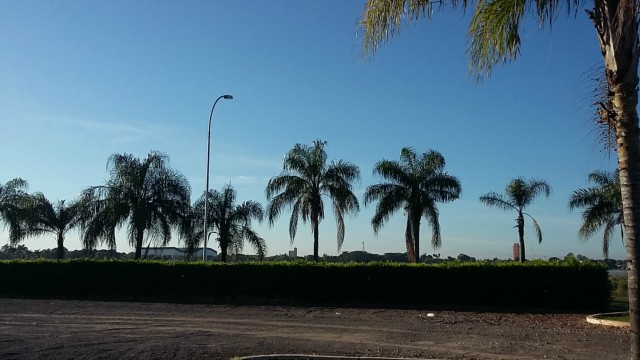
left=0, top=298, right=629, bottom=359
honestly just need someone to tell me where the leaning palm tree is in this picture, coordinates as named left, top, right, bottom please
left=193, top=184, right=266, bottom=262
left=14, top=194, right=83, bottom=260
left=0, top=178, right=29, bottom=243
left=569, top=170, right=623, bottom=258
left=266, top=140, right=360, bottom=262
left=480, top=178, right=551, bottom=262
left=359, top=0, right=640, bottom=354
left=363, top=148, right=461, bottom=263
left=80, top=151, right=191, bottom=259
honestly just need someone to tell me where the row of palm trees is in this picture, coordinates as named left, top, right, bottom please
left=0, top=153, right=266, bottom=261
left=0, top=140, right=622, bottom=262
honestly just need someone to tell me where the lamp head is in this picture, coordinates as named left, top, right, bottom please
left=223, top=95, right=233, bottom=100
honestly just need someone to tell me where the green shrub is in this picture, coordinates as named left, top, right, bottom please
left=611, top=275, right=628, bottom=297
left=0, top=259, right=610, bottom=311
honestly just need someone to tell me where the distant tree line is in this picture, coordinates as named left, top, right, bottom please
left=0, top=244, right=130, bottom=260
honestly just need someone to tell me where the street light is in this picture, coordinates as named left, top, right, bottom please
left=203, top=94, right=233, bottom=261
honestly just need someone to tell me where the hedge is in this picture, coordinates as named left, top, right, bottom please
left=0, top=259, right=610, bottom=311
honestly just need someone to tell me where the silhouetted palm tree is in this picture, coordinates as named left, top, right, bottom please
left=15, top=194, right=83, bottom=259
left=80, top=151, right=191, bottom=259
left=364, top=148, right=461, bottom=262
left=569, top=170, right=622, bottom=258
left=480, top=178, right=551, bottom=262
left=193, top=184, right=266, bottom=262
left=0, top=178, right=29, bottom=243
left=266, top=140, right=360, bottom=262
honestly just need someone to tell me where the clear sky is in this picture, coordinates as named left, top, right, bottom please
left=0, top=1, right=623, bottom=260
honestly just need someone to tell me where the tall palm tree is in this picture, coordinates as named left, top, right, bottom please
left=14, top=194, right=83, bottom=260
left=80, top=151, right=191, bottom=259
left=359, top=1, right=640, bottom=354
left=569, top=170, right=623, bottom=258
left=363, top=148, right=461, bottom=263
left=266, top=140, right=360, bottom=262
left=193, top=184, right=266, bottom=262
left=0, top=178, right=29, bottom=243
left=480, top=178, right=551, bottom=262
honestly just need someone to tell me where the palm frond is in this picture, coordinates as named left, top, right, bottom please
left=359, top=0, right=456, bottom=58
left=242, top=227, right=267, bottom=260
left=527, top=178, right=552, bottom=199
left=372, top=159, right=411, bottom=186
left=423, top=201, right=442, bottom=249
left=365, top=183, right=406, bottom=233
left=569, top=188, right=602, bottom=210
left=425, top=173, right=462, bottom=202
left=479, top=192, right=517, bottom=212
left=525, top=213, right=543, bottom=244
left=289, top=198, right=302, bottom=245
left=468, top=0, right=526, bottom=78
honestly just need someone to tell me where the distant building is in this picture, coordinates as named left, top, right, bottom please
left=142, top=247, right=217, bottom=261
left=512, top=243, right=520, bottom=261
left=288, top=247, right=297, bottom=258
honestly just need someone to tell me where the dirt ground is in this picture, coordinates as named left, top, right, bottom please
left=0, top=298, right=629, bottom=359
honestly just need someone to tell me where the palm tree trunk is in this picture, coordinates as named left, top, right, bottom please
left=56, top=232, right=64, bottom=260
left=588, top=2, right=640, bottom=356
left=617, top=106, right=640, bottom=360
left=134, top=227, right=144, bottom=260
left=612, top=82, right=640, bottom=360
left=412, top=214, right=421, bottom=263
left=312, top=211, right=319, bottom=262
left=221, top=242, right=228, bottom=262
left=517, top=213, right=525, bottom=262
left=405, top=217, right=416, bottom=262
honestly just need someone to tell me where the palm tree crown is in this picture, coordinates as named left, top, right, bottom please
left=266, top=140, right=360, bottom=262
left=80, top=151, right=191, bottom=259
left=479, top=177, right=551, bottom=262
left=15, top=194, right=83, bottom=259
left=193, top=184, right=266, bottom=262
left=569, top=170, right=622, bottom=258
left=0, top=178, right=29, bottom=243
left=363, top=148, right=461, bottom=262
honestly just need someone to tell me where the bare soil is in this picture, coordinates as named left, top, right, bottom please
left=0, top=298, right=628, bottom=359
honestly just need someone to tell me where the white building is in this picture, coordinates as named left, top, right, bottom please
left=142, top=247, right=218, bottom=261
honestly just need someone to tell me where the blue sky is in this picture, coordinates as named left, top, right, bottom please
left=0, top=1, right=622, bottom=259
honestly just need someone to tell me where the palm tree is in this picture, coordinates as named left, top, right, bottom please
left=193, top=184, right=266, bottom=262
left=363, top=148, right=461, bottom=263
left=569, top=170, right=623, bottom=258
left=359, top=1, right=640, bottom=354
left=266, top=140, right=360, bottom=262
left=0, top=178, right=29, bottom=243
left=14, top=194, right=83, bottom=260
left=80, top=151, right=191, bottom=259
left=480, top=178, right=551, bottom=262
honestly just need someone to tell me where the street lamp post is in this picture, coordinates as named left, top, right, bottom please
left=203, top=94, right=233, bottom=261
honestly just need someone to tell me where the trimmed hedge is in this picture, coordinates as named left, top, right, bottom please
left=0, top=259, right=610, bottom=311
